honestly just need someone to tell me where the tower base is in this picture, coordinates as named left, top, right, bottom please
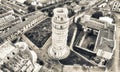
left=48, top=46, right=70, bottom=60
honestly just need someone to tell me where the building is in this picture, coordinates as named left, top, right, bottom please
left=0, top=17, right=22, bottom=35
left=0, top=41, right=41, bottom=72
left=15, top=0, right=26, bottom=3
left=0, top=4, right=19, bottom=34
left=63, top=65, right=105, bottom=72
left=99, top=16, right=113, bottom=24
left=48, top=8, right=70, bottom=60
left=2, top=0, right=28, bottom=14
left=31, top=0, right=64, bottom=6
left=110, top=0, right=120, bottom=12
left=0, top=4, right=15, bottom=25
left=0, top=11, right=47, bottom=42
left=74, top=14, right=116, bottom=67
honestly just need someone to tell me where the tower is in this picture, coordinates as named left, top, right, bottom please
left=48, top=8, right=70, bottom=60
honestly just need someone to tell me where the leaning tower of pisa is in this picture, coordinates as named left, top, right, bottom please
left=48, top=8, right=70, bottom=60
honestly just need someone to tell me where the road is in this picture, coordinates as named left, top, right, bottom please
left=115, top=20, right=120, bottom=72
left=113, top=27, right=120, bottom=72
left=40, top=0, right=73, bottom=11
left=111, top=12, right=120, bottom=72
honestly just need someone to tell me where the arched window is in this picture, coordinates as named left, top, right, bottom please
left=60, top=26, right=63, bottom=29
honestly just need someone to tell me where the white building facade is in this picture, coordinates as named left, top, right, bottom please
left=110, top=1, right=120, bottom=12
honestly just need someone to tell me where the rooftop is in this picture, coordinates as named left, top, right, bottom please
left=0, top=11, right=45, bottom=40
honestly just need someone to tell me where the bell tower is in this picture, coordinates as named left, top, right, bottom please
left=48, top=8, right=70, bottom=60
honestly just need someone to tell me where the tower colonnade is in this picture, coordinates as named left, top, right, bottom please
left=48, top=8, right=70, bottom=60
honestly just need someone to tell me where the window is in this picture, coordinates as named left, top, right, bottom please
left=7, top=57, right=9, bottom=60
left=61, top=18, right=63, bottom=21
left=114, top=6, right=116, bottom=8
left=60, top=26, right=63, bottom=29
left=12, top=52, right=15, bottom=55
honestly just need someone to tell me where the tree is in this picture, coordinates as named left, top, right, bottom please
left=92, top=11, right=103, bottom=19
left=48, top=10, right=53, bottom=17
left=68, top=8, right=75, bottom=18
left=81, top=6, right=85, bottom=11
left=24, top=1, right=31, bottom=6
left=28, top=5, right=36, bottom=13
